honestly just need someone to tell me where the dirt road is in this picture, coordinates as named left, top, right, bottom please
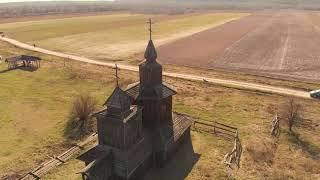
left=0, top=36, right=310, bottom=99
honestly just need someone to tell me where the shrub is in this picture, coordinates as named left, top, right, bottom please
left=70, top=92, right=97, bottom=137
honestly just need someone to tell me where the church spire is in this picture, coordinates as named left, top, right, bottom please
left=144, top=19, right=157, bottom=62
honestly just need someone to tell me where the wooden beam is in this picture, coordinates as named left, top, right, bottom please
left=74, top=144, right=84, bottom=149
left=28, top=172, right=40, bottom=179
left=55, top=156, right=66, bottom=163
left=215, top=121, right=238, bottom=130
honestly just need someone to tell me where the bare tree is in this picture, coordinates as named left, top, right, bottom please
left=271, top=113, right=281, bottom=137
left=70, top=92, right=97, bottom=135
left=280, top=99, right=302, bottom=132
left=224, top=131, right=242, bottom=169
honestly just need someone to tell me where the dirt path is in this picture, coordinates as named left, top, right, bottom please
left=0, top=36, right=310, bottom=99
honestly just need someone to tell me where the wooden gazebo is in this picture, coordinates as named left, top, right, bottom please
left=5, top=55, right=41, bottom=70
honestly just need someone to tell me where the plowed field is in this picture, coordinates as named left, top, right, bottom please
left=158, top=11, right=320, bottom=81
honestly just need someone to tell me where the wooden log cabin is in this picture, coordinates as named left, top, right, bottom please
left=78, top=36, right=193, bottom=180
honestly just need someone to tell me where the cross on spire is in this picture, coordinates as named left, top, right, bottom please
left=144, top=18, right=157, bottom=61
left=147, top=18, right=154, bottom=40
left=113, top=64, right=120, bottom=87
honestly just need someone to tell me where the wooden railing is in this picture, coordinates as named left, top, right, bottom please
left=193, top=120, right=238, bottom=140
left=193, top=120, right=242, bottom=169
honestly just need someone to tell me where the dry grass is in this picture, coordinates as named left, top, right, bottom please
left=44, top=66, right=320, bottom=179
left=245, top=136, right=277, bottom=165
left=0, top=40, right=319, bottom=179
left=0, top=13, right=248, bottom=61
left=163, top=64, right=320, bottom=92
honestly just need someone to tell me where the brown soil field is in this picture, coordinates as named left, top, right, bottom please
left=158, top=11, right=320, bottom=81
left=157, top=12, right=271, bottom=66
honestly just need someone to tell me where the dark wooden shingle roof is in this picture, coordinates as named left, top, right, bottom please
left=104, top=86, right=131, bottom=111
left=5, top=55, right=41, bottom=62
left=161, top=113, right=194, bottom=149
left=125, top=82, right=176, bottom=100
left=78, top=146, right=108, bottom=164
left=78, top=146, right=113, bottom=178
left=144, top=40, right=157, bottom=62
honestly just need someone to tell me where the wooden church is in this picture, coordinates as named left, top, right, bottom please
left=78, top=24, right=193, bottom=180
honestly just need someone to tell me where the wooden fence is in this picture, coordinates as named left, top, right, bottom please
left=193, top=120, right=242, bottom=169
left=19, top=133, right=98, bottom=180
left=193, top=120, right=238, bottom=140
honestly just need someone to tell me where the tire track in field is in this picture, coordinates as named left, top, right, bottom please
left=212, top=11, right=320, bottom=81
left=279, top=24, right=290, bottom=70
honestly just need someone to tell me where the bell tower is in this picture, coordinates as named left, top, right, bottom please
left=125, top=18, right=176, bottom=129
left=134, top=19, right=176, bottom=128
left=139, top=19, right=162, bottom=91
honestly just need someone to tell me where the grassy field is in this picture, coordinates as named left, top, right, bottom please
left=0, top=41, right=132, bottom=177
left=44, top=70, right=320, bottom=179
left=0, top=41, right=319, bottom=179
left=0, top=12, right=248, bottom=61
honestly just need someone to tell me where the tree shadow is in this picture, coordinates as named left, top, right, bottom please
left=288, top=132, right=320, bottom=160
left=0, top=66, right=38, bottom=74
left=63, top=118, right=83, bottom=141
left=63, top=117, right=96, bottom=142
left=0, top=68, right=12, bottom=74
left=144, top=135, right=201, bottom=180
left=296, top=118, right=319, bottom=131
left=17, top=66, right=39, bottom=72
